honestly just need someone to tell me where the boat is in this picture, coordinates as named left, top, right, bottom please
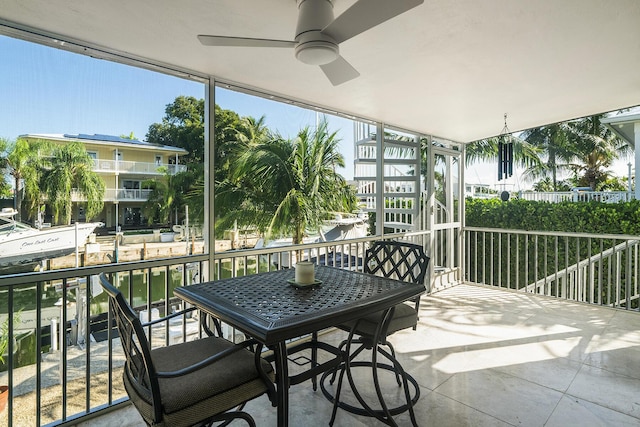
left=0, top=208, right=103, bottom=268
left=254, top=213, right=369, bottom=268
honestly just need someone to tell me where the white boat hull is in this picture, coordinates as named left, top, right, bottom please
left=0, top=223, right=101, bottom=267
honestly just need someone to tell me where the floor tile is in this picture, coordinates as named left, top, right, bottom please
left=434, top=368, right=564, bottom=426
left=567, top=364, right=640, bottom=419
left=71, top=283, right=640, bottom=427
left=546, top=395, right=640, bottom=427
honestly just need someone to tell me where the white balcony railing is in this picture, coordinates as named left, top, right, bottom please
left=92, top=159, right=187, bottom=175
left=465, top=227, right=640, bottom=309
left=0, top=227, right=639, bottom=427
left=518, top=190, right=634, bottom=203
left=72, top=188, right=153, bottom=202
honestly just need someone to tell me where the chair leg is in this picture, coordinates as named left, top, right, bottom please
left=311, top=331, right=318, bottom=391
left=377, top=346, right=420, bottom=426
left=321, top=344, right=421, bottom=426
left=381, top=341, right=402, bottom=386
left=328, top=356, right=347, bottom=426
left=205, top=410, right=257, bottom=427
left=203, top=402, right=257, bottom=427
left=329, top=338, right=366, bottom=384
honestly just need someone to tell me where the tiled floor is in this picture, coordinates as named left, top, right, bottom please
left=78, top=284, right=640, bottom=426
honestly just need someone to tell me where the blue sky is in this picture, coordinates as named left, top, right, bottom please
left=0, top=35, right=356, bottom=178
left=3, top=34, right=632, bottom=191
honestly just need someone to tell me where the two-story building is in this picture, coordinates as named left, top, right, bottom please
left=20, top=133, right=188, bottom=230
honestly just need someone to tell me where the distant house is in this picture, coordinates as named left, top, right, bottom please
left=20, top=133, right=188, bottom=229
left=465, top=183, right=497, bottom=199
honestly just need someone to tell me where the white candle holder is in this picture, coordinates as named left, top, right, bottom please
left=295, top=261, right=315, bottom=284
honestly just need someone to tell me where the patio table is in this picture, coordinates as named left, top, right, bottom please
left=173, top=265, right=425, bottom=426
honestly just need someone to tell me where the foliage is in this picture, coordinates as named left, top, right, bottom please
left=597, top=175, right=627, bottom=191
left=146, top=96, right=205, bottom=165
left=564, top=115, right=629, bottom=190
left=466, top=198, right=640, bottom=307
left=3, top=138, right=50, bottom=222
left=466, top=198, right=640, bottom=235
left=217, top=119, right=357, bottom=244
left=142, top=168, right=193, bottom=226
left=465, top=135, right=543, bottom=172
left=0, top=312, right=21, bottom=364
left=145, top=97, right=244, bottom=226
left=41, top=142, right=105, bottom=225
left=1, top=138, right=103, bottom=224
left=145, top=97, right=242, bottom=169
left=530, top=177, right=571, bottom=192
left=466, top=113, right=629, bottom=192
left=519, top=123, right=575, bottom=190
left=0, top=139, right=13, bottom=198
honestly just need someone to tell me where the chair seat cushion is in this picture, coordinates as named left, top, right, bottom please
left=124, top=336, right=273, bottom=427
left=339, top=302, right=417, bottom=339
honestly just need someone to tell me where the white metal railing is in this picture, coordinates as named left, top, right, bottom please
left=72, top=188, right=153, bottom=202
left=465, top=227, right=640, bottom=310
left=5, top=225, right=639, bottom=427
left=518, top=190, right=634, bottom=203
left=92, top=159, right=187, bottom=175
left=527, top=239, right=640, bottom=303
left=0, top=231, right=430, bottom=427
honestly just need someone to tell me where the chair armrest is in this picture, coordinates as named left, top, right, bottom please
left=140, top=306, right=197, bottom=327
left=155, top=337, right=260, bottom=378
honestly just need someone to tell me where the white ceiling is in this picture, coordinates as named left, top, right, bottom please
left=2, top=0, right=640, bottom=143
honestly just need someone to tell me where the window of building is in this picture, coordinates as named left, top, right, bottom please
left=122, top=180, right=141, bottom=190
left=123, top=207, right=143, bottom=226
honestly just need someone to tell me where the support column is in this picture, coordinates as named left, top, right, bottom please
left=635, top=122, right=640, bottom=200
left=375, top=122, right=384, bottom=236
left=206, top=78, right=216, bottom=282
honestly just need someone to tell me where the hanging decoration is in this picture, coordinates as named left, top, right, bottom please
left=497, top=113, right=513, bottom=181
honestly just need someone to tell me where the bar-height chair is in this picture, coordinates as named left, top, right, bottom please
left=98, top=273, right=275, bottom=427
left=321, top=240, right=429, bottom=426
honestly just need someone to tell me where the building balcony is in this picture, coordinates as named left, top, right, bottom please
left=71, top=188, right=153, bottom=202
left=0, top=230, right=638, bottom=427
left=62, top=284, right=640, bottom=426
left=92, top=159, right=187, bottom=175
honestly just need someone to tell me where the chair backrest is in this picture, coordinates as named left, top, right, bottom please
left=364, top=240, right=430, bottom=286
left=98, top=273, right=163, bottom=423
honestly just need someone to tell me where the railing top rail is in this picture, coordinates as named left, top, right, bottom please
left=464, top=226, right=640, bottom=242
left=0, top=231, right=431, bottom=287
left=0, top=253, right=210, bottom=287
left=214, top=231, right=430, bottom=259
left=528, top=239, right=640, bottom=289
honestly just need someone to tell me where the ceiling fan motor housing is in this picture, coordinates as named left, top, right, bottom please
left=295, top=0, right=338, bottom=65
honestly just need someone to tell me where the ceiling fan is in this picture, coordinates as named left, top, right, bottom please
left=198, top=0, right=424, bottom=86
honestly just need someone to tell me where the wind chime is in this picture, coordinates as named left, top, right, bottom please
left=498, top=113, right=513, bottom=181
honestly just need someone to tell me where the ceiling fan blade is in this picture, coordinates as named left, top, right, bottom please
left=319, top=56, right=360, bottom=86
left=322, top=0, right=424, bottom=44
left=198, top=35, right=296, bottom=48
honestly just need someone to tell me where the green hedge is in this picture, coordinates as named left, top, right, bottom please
left=465, top=198, right=640, bottom=235
left=464, top=198, right=640, bottom=308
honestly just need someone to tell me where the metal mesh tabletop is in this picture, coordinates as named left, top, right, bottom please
left=174, top=266, right=424, bottom=345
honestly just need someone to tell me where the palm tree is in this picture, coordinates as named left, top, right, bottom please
left=465, top=136, right=543, bottom=181
left=224, top=119, right=356, bottom=244
left=520, top=123, right=576, bottom=191
left=4, top=138, right=50, bottom=222
left=142, top=167, right=189, bottom=226
left=41, top=142, right=104, bottom=225
left=0, top=139, right=13, bottom=199
left=565, top=115, right=628, bottom=190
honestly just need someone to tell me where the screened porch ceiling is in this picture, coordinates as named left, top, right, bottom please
left=1, top=0, right=640, bottom=143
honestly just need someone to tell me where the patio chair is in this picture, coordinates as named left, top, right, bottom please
left=98, top=273, right=275, bottom=427
left=321, top=240, right=429, bottom=426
